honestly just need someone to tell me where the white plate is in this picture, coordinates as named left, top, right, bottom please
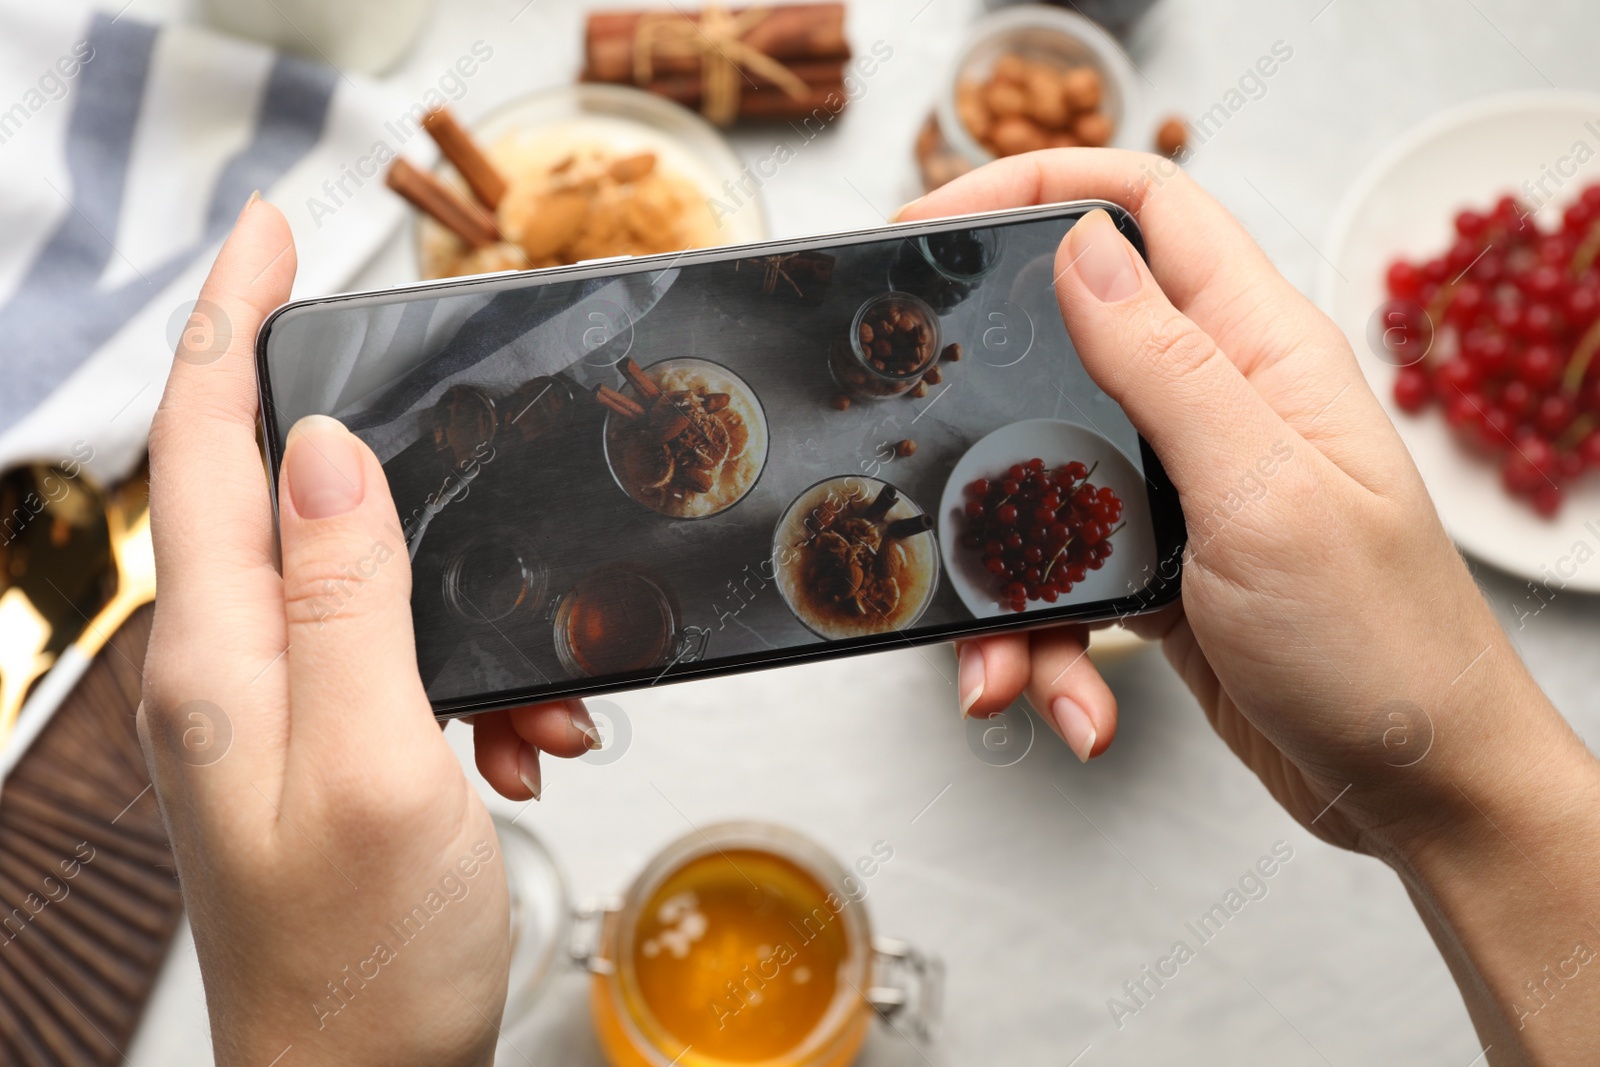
left=937, top=419, right=1154, bottom=619
left=1319, top=90, right=1600, bottom=592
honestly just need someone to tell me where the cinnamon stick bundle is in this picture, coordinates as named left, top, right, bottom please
left=585, top=5, right=849, bottom=80
left=582, top=3, right=853, bottom=124
left=632, top=74, right=848, bottom=119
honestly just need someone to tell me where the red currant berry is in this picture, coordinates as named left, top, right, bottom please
left=1535, top=393, right=1576, bottom=436
left=1518, top=344, right=1563, bottom=389
left=1393, top=366, right=1432, bottom=413
left=1454, top=209, right=1488, bottom=240
left=1386, top=260, right=1422, bottom=300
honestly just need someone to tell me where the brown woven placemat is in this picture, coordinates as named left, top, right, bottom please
left=0, top=604, right=183, bottom=1066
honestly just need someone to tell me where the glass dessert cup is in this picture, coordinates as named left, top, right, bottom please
left=441, top=528, right=549, bottom=624
left=601, top=357, right=770, bottom=520
left=551, top=564, right=708, bottom=680
left=493, top=813, right=571, bottom=1026
left=574, top=822, right=942, bottom=1067
left=772, top=476, right=941, bottom=641
left=887, top=228, right=1005, bottom=312
left=829, top=293, right=942, bottom=401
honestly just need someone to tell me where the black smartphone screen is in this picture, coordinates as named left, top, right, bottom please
left=258, top=203, right=1185, bottom=715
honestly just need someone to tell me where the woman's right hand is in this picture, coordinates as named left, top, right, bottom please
left=903, top=152, right=1600, bottom=1063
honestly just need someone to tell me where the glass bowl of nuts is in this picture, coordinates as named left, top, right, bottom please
left=832, top=292, right=943, bottom=401
left=932, top=5, right=1143, bottom=176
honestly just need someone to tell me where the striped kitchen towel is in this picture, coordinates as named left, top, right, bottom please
left=0, top=0, right=414, bottom=488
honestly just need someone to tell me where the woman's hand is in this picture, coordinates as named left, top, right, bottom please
left=905, top=152, right=1600, bottom=1063
left=140, top=197, right=587, bottom=1065
left=902, top=151, right=1570, bottom=846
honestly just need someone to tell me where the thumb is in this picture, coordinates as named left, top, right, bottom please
left=1056, top=209, right=1286, bottom=500
left=277, top=414, right=437, bottom=762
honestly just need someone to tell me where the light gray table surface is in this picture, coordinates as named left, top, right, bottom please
left=119, top=0, right=1600, bottom=1063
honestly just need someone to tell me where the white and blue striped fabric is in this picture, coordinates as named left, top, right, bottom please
left=0, top=0, right=410, bottom=487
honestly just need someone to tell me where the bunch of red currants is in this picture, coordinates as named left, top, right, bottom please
left=1385, top=185, right=1600, bottom=517
left=960, top=458, right=1122, bottom=612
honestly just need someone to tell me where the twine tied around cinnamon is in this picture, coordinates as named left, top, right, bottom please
left=632, top=6, right=811, bottom=126
left=734, top=254, right=807, bottom=297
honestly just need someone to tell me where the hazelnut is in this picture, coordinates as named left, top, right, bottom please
left=984, top=80, right=1029, bottom=118
left=832, top=394, right=851, bottom=411
left=1062, top=67, right=1103, bottom=111
left=1046, top=131, right=1082, bottom=150
left=993, top=54, right=1029, bottom=84
left=1156, top=116, right=1189, bottom=158
left=859, top=322, right=874, bottom=346
left=1073, top=111, right=1113, bottom=148
left=909, top=381, right=929, bottom=399
left=956, top=83, right=992, bottom=139
left=872, top=339, right=893, bottom=361
left=991, top=115, right=1047, bottom=156
left=923, top=365, right=943, bottom=385
left=1024, top=69, right=1069, bottom=129
left=942, top=342, right=963, bottom=362
left=894, top=438, right=917, bottom=458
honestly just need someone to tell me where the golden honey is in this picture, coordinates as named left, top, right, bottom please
left=591, top=826, right=874, bottom=1067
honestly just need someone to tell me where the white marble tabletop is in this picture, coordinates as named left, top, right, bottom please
left=122, top=0, right=1600, bottom=1063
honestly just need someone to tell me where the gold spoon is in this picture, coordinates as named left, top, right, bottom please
left=0, top=586, right=53, bottom=739
left=0, top=463, right=121, bottom=765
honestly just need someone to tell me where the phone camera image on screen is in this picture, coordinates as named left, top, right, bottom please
left=258, top=205, right=1184, bottom=713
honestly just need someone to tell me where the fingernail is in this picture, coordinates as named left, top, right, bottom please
left=892, top=197, right=924, bottom=223
left=1052, top=696, right=1097, bottom=763
left=1068, top=209, right=1141, bottom=303
left=957, top=642, right=985, bottom=718
left=566, top=701, right=603, bottom=749
left=285, top=415, right=364, bottom=519
left=517, top=742, right=542, bottom=801
left=239, top=189, right=261, bottom=219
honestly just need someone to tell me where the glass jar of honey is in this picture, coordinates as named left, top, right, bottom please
left=574, top=822, right=942, bottom=1067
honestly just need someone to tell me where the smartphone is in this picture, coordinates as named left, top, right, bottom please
left=256, top=201, right=1185, bottom=717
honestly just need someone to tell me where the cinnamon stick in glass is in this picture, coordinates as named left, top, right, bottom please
left=884, top=514, right=934, bottom=540
left=862, top=484, right=899, bottom=521
left=385, top=157, right=500, bottom=249
left=621, top=358, right=663, bottom=400
left=421, top=107, right=507, bottom=209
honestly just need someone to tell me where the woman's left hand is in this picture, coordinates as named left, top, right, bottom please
left=141, top=196, right=587, bottom=1065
